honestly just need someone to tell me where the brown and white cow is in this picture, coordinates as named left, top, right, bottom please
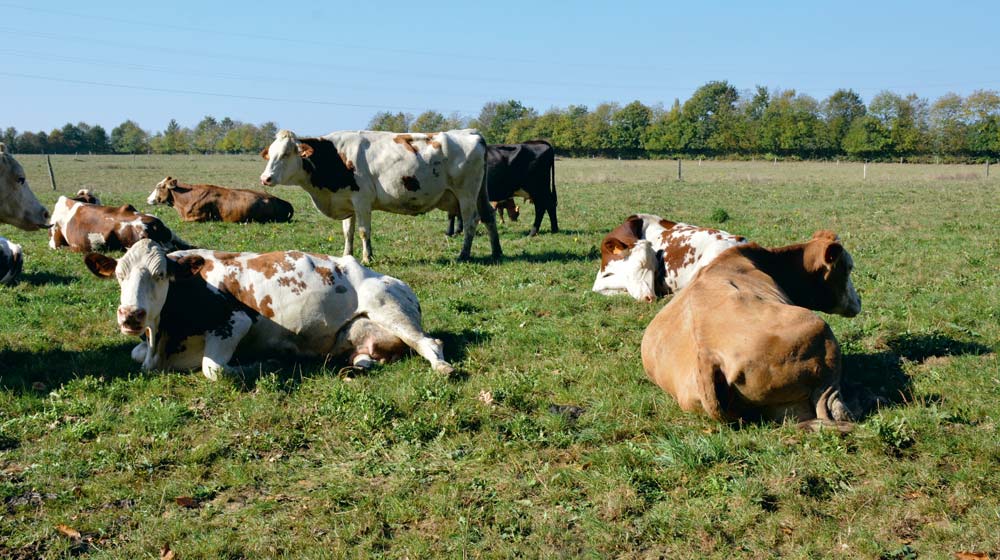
left=49, top=196, right=191, bottom=252
left=0, top=237, right=23, bottom=285
left=0, top=143, right=50, bottom=231
left=147, top=177, right=294, bottom=223
left=593, top=214, right=748, bottom=302
left=641, top=231, right=862, bottom=426
left=71, top=189, right=101, bottom=205
left=84, top=239, right=454, bottom=379
left=259, top=129, right=502, bottom=263
left=492, top=199, right=520, bottom=224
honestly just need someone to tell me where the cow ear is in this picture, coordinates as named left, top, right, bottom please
left=297, top=142, right=314, bottom=159
left=824, top=242, right=844, bottom=266
left=605, top=238, right=629, bottom=256
left=84, top=253, right=117, bottom=279
left=169, top=255, right=204, bottom=280
left=260, top=147, right=270, bottom=160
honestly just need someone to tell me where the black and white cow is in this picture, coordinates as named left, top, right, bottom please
left=0, top=238, right=23, bottom=285
left=259, top=129, right=502, bottom=263
left=85, top=239, right=455, bottom=379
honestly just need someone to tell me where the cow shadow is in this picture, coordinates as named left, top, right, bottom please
left=0, top=343, right=139, bottom=393
left=433, top=249, right=593, bottom=266
left=841, top=332, right=993, bottom=419
left=16, top=271, right=78, bottom=286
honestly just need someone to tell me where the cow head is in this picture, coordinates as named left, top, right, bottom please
left=493, top=199, right=520, bottom=222
left=592, top=239, right=659, bottom=303
left=85, top=239, right=204, bottom=339
left=801, top=230, right=861, bottom=317
left=0, top=144, right=50, bottom=231
left=260, top=130, right=312, bottom=187
left=0, top=237, right=24, bottom=286
left=147, top=177, right=178, bottom=206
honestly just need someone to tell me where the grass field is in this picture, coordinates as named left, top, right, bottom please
left=1, top=155, right=998, bottom=559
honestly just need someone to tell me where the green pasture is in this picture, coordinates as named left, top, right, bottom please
left=1, top=155, right=998, bottom=558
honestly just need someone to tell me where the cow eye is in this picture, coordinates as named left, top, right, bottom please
left=16, top=177, right=25, bottom=185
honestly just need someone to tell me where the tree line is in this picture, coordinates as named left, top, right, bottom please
left=4, top=82, right=999, bottom=161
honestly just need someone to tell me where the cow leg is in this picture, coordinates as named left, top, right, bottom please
left=352, top=201, right=374, bottom=265
left=131, top=341, right=148, bottom=363
left=364, top=308, right=454, bottom=375
left=457, top=195, right=478, bottom=261
left=547, top=198, right=559, bottom=233
left=446, top=214, right=463, bottom=237
left=341, top=216, right=355, bottom=258
left=476, top=181, right=502, bottom=260
left=200, top=312, right=253, bottom=381
left=528, top=202, right=544, bottom=237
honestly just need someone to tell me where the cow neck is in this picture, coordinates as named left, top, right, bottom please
left=156, top=268, right=258, bottom=357
left=737, top=242, right=825, bottom=311
left=298, top=138, right=359, bottom=192
left=167, top=184, right=205, bottom=211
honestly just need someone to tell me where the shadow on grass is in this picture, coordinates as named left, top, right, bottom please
left=433, top=249, right=593, bottom=266
left=17, top=271, right=78, bottom=286
left=0, top=342, right=138, bottom=392
left=842, top=332, right=993, bottom=419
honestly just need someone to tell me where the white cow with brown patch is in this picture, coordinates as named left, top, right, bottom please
left=259, top=129, right=502, bottom=263
left=85, top=239, right=454, bottom=379
left=593, top=214, right=748, bottom=301
left=642, top=231, right=862, bottom=427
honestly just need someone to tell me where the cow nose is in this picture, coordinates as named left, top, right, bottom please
left=117, top=305, right=146, bottom=325
left=644, top=294, right=655, bottom=303
left=261, top=175, right=272, bottom=186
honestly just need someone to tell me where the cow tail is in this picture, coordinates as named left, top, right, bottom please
left=550, top=152, right=557, bottom=207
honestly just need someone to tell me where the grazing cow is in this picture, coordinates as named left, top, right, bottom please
left=84, top=240, right=454, bottom=379
left=492, top=199, right=520, bottom=224
left=447, top=140, right=557, bottom=237
left=0, top=238, right=23, bottom=285
left=0, top=143, right=50, bottom=231
left=147, top=176, right=294, bottom=223
left=641, top=231, right=862, bottom=427
left=593, top=214, right=748, bottom=302
left=259, top=129, right=501, bottom=263
left=49, top=196, right=191, bottom=252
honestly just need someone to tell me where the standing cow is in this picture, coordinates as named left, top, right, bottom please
left=147, top=177, right=294, bottom=223
left=447, top=140, right=558, bottom=237
left=259, top=129, right=502, bottom=263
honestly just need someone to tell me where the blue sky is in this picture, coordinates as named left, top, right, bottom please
left=2, top=0, right=997, bottom=135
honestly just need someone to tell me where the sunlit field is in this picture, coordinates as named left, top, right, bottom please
left=1, top=155, right=998, bottom=558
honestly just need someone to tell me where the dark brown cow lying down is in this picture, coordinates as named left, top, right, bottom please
left=48, top=196, right=191, bottom=252
left=147, top=177, right=294, bottom=223
left=641, top=231, right=861, bottom=428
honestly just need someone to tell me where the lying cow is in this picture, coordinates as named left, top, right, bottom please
left=49, top=196, right=191, bottom=252
left=72, top=189, right=101, bottom=205
left=147, top=177, right=294, bottom=223
left=641, top=231, right=861, bottom=426
left=0, top=142, right=49, bottom=231
left=260, top=129, right=501, bottom=263
left=593, top=214, right=748, bottom=302
left=447, top=140, right=557, bottom=236
left=0, top=238, right=23, bottom=285
left=84, top=239, right=454, bottom=379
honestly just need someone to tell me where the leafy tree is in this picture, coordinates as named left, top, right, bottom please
left=2, top=127, right=16, bottom=150
left=257, top=122, right=279, bottom=148
left=681, top=81, right=739, bottom=154
left=610, top=101, right=652, bottom=154
left=87, top=125, right=111, bottom=154
left=843, top=115, right=890, bottom=159
left=111, top=120, right=150, bottom=153
left=47, top=128, right=67, bottom=154
left=16, top=131, right=45, bottom=153
left=412, top=111, right=448, bottom=132
left=758, top=90, right=825, bottom=157
left=550, top=105, right=589, bottom=155
left=822, top=89, right=866, bottom=152
left=193, top=116, right=221, bottom=153
left=367, top=111, right=412, bottom=132
left=474, top=100, right=535, bottom=144
left=162, top=119, right=190, bottom=154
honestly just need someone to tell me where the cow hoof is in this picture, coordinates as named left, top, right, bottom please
left=434, top=362, right=455, bottom=376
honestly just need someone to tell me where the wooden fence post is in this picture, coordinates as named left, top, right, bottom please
left=46, top=155, right=57, bottom=191
left=986, top=159, right=990, bottom=178
left=677, top=158, right=682, bottom=181
left=863, top=161, right=868, bottom=180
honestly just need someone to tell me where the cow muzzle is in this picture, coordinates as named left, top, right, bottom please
left=117, top=305, right=147, bottom=335
left=260, top=175, right=273, bottom=186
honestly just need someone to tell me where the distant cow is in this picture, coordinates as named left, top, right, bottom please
left=71, top=189, right=101, bottom=205
left=0, top=238, right=23, bottom=285
left=260, top=129, right=501, bottom=263
left=593, top=214, right=748, bottom=302
left=0, top=143, right=49, bottom=231
left=147, top=177, right=294, bottom=223
left=447, top=140, right=557, bottom=237
left=49, top=196, right=191, bottom=252
left=642, top=231, right=861, bottom=426
left=85, top=240, right=454, bottom=379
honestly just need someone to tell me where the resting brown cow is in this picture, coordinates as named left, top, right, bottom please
left=641, top=231, right=861, bottom=427
left=147, top=177, right=294, bottom=223
left=49, top=196, right=191, bottom=252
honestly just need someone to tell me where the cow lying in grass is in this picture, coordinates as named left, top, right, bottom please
left=593, top=214, right=748, bottom=302
left=147, top=177, right=294, bottom=223
left=49, top=196, right=191, bottom=252
left=0, top=238, right=23, bottom=285
left=641, top=231, right=861, bottom=428
left=85, top=239, right=454, bottom=379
